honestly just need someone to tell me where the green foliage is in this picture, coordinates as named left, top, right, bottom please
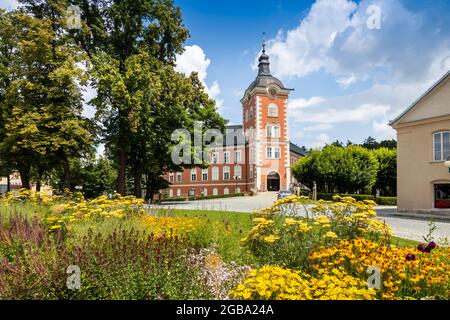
left=376, top=196, right=397, bottom=205
left=372, top=148, right=397, bottom=196
left=317, top=193, right=375, bottom=201
left=292, top=145, right=378, bottom=194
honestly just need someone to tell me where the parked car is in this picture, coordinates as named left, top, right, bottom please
left=277, top=190, right=292, bottom=199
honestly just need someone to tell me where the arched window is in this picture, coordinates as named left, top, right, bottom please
left=176, top=189, right=181, bottom=197
left=223, top=166, right=230, bottom=180
left=224, top=188, right=229, bottom=195
left=234, top=165, right=242, bottom=179
left=212, top=167, right=219, bottom=181
left=213, top=188, right=218, bottom=196
left=169, top=189, right=173, bottom=198
left=235, top=187, right=241, bottom=193
left=190, top=168, right=197, bottom=181
left=433, top=131, right=450, bottom=161
left=268, top=103, right=278, bottom=117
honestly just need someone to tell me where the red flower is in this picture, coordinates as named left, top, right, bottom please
left=405, top=253, right=416, bottom=261
left=417, top=244, right=426, bottom=252
left=427, top=241, right=437, bottom=249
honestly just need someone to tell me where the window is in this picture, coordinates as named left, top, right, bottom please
left=190, top=168, right=197, bottom=181
left=224, top=151, right=230, bottom=163
left=433, top=131, right=450, bottom=161
left=267, top=146, right=280, bottom=159
left=224, top=188, right=229, bottom=195
left=202, top=188, right=208, bottom=196
left=266, top=124, right=280, bottom=138
left=223, top=166, right=230, bottom=180
left=250, top=165, right=253, bottom=178
left=212, top=152, right=219, bottom=164
left=268, top=103, right=278, bottom=117
left=169, top=189, right=173, bottom=198
left=235, top=150, right=242, bottom=163
left=176, top=189, right=181, bottom=197
left=202, top=169, right=208, bottom=181
left=212, top=167, right=219, bottom=181
left=249, top=107, right=253, bottom=120
left=176, top=172, right=182, bottom=182
left=235, top=187, right=241, bottom=193
left=213, top=188, right=218, bottom=196
left=234, top=165, right=242, bottom=179
left=169, top=173, right=174, bottom=182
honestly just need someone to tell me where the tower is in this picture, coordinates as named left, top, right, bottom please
left=240, top=40, right=293, bottom=192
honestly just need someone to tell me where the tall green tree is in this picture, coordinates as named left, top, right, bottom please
left=72, top=0, right=191, bottom=195
left=371, top=148, right=397, bottom=196
left=0, top=10, right=93, bottom=190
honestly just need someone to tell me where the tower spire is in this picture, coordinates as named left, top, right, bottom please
left=258, top=32, right=270, bottom=76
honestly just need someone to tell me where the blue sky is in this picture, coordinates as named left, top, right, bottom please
left=2, top=0, right=450, bottom=149
left=173, top=0, right=450, bottom=148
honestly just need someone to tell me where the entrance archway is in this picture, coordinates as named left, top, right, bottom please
left=267, top=171, right=280, bottom=191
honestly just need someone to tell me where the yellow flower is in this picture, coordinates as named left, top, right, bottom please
left=263, top=235, right=279, bottom=243
left=324, top=231, right=337, bottom=239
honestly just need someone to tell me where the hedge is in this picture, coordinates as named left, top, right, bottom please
left=316, top=193, right=375, bottom=201
left=316, top=193, right=397, bottom=205
left=160, top=192, right=245, bottom=202
left=375, top=196, right=397, bottom=206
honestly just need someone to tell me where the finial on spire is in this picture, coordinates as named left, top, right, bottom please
left=262, top=32, right=266, bottom=53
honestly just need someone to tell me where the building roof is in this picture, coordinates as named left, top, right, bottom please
left=289, top=142, right=307, bottom=157
left=389, top=70, right=450, bottom=126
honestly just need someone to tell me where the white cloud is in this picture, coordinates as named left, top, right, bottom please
left=0, top=0, right=18, bottom=10
left=292, top=103, right=389, bottom=124
left=372, top=119, right=396, bottom=140
left=303, top=124, right=333, bottom=132
left=310, top=133, right=331, bottom=149
left=263, top=0, right=450, bottom=84
left=288, top=96, right=326, bottom=109
left=175, top=45, right=224, bottom=112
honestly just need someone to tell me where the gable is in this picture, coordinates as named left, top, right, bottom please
left=390, top=71, right=450, bottom=127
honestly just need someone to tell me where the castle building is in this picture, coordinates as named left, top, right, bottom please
left=163, top=42, right=306, bottom=198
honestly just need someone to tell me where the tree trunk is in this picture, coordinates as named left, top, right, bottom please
left=117, top=147, right=127, bottom=195
left=133, top=164, right=143, bottom=198
left=63, top=160, right=71, bottom=190
left=36, top=179, right=41, bottom=192
left=6, top=174, right=10, bottom=192
left=18, top=166, right=31, bottom=190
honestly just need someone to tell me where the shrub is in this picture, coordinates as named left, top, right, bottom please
left=160, top=197, right=186, bottom=202
left=241, top=196, right=391, bottom=270
left=317, top=193, right=375, bottom=201
left=375, top=196, right=397, bottom=206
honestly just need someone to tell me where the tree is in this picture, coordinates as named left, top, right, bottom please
left=74, top=0, right=191, bottom=195
left=379, top=139, right=397, bottom=149
left=292, top=145, right=378, bottom=194
left=362, top=136, right=379, bottom=150
left=371, top=148, right=397, bottom=196
left=0, top=10, right=93, bottom=190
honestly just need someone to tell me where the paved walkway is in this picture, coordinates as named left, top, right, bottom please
left=157, top=193, right=450, bottom=243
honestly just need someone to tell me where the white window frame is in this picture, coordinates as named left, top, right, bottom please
left=212, top=167, right=219, bottom=181
left=224, top=188, right=229, bottom=195
left=212, top=152, right=219, bottom=164
left=268, top=103, right=278, bottom=117
left=223, top=166, right=230, bottom=180
left=202, top=168, right=208, bottom=181
left=169, top=173, right=174, bottom=182
left=266, top=124, right=280, bottom=138
left=234, top=165, right=242, bottom=179
left=224, top=151, right=230, bottom=164
left=176, top=172, right=182, bottom=182
left=176, top=189, right=181, bottom=197
left=267, top=146, right=280, bottom=159
left=190, top=168, right=197, bottom=181
left=433, top=131, right=450, bottom=161
left=235, top=150, right=242, bottom=163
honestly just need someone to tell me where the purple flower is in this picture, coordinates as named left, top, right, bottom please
left=427, top=241, right=437, bottom=250
left=417, top=244, right=426, bottom=252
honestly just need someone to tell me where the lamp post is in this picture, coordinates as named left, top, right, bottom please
left=445, top=156, right=450, bottom=173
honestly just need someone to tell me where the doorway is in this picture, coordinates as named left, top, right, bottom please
left=435, top=184, right=450, bottom=208
left=267, top=172, right=280, bottom=191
